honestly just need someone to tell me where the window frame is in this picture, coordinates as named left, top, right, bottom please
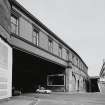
left=11, top=14, right=19, bottom=35
left=48, top=38, right=53, bottom=53
left=66, top=50, right=69, bottom=61
left=47, top=74, right=65, bottom=86
left=72, top=54, right=75, bottom=64
left=32, top=29, right=39, bottom=46
left=76, top=57, right=78, bottom=67
left=58, top=45, right=62, bottom=58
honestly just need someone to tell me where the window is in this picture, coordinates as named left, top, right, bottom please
left=72, top=54, right=75, bottom=64
left=11, top=15, right=18, bottom=35
left=66, top=50, right=69, bottom=60
left=76, top=57, right=78, bottom=67
left=69, top=51, right=72, bottom=61
left=48, top=38, right=53, bottom=53
left=80, top=63, right=82, bottom=69
left=79, top=61, right=81, bottom=69
left=32, top=29, right=39, bottom=46
left=81, top=63, right=83, bottom=70
left=83, top=65, right=85, bottom=71
left=47, top=74, right=65, bottom=86
left=58, top=45, right=62, bottom=58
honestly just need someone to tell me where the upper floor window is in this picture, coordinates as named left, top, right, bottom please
left=11, top=15, right=19, bottom=35
left=48, top=38, right=53, bottom=53
left=80, top=63, right=82, bottom=70
left=66, top=50, right=69, bottom=61
left=32, top=29, right=39, bottom=46
left=81, top=63, right=83, bottom=70
left=79, top=61, right=81, bottom=69
left=83, top=65, right=85, bottom=71
left=58, top=45, right=62, bottom=58
left=76, top=57, right=78, bottom=67
left=72, top=54, right=75, bottom=64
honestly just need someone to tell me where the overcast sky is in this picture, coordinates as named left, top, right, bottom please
left=16, top=0, right=105, bottom=76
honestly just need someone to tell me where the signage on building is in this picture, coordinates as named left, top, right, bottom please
left=0, top=37, right=12, bottom=99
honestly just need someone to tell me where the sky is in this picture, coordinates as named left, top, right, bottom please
left=16, top=0, right=105, bottom=76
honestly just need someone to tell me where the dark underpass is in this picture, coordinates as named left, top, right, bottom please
left=12, top=48, right=65, bottom=94
left=90, top=77, right=100, bottom=92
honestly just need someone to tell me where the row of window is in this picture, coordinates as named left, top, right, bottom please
left=11, top=15, right=86, bottom=71
left=11, top=15, right=66, bottom=59
left=72, top=54, right=84, bottom=70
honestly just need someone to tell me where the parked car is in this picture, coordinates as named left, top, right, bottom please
left=36, top=87, right=52, bottom=94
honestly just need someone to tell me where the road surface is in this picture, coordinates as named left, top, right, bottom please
left=31, top=92, right=105, bottom=105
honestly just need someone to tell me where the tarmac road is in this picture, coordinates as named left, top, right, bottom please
left=32, top=92, right=105, bottom=105
left=1, top=92, right=105, bottom=105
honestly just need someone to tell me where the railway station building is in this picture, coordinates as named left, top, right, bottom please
left=0, top=0, right=89, bottom=99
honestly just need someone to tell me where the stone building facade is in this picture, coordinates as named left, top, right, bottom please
left=0, top=0, right=89, bottom=99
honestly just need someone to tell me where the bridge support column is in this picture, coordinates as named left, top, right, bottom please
left=65, top=63, right=73, bottom=92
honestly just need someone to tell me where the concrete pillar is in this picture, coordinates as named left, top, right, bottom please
left=65, top=67, right=72, bottom=92
left=65, top=62, right=73, bottom=92
left=76, top=79, right=78, bottom=91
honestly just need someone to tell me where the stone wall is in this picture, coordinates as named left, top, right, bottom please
left=0, top=0, right=11, bottom=35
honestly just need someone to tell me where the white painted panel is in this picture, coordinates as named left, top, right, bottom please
left=0, top=37, right=12, bottom=99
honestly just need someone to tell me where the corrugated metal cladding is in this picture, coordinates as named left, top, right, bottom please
left=0, top=0, right=12, bottom=99
left=0, top=38, right=12, bottom=99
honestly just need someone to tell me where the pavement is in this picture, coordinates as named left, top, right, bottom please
left=34, top=92, right=105, bottom=105
left=0, top=95, right=38, bottom=105
left=0, top=92, right=105, bottom=105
